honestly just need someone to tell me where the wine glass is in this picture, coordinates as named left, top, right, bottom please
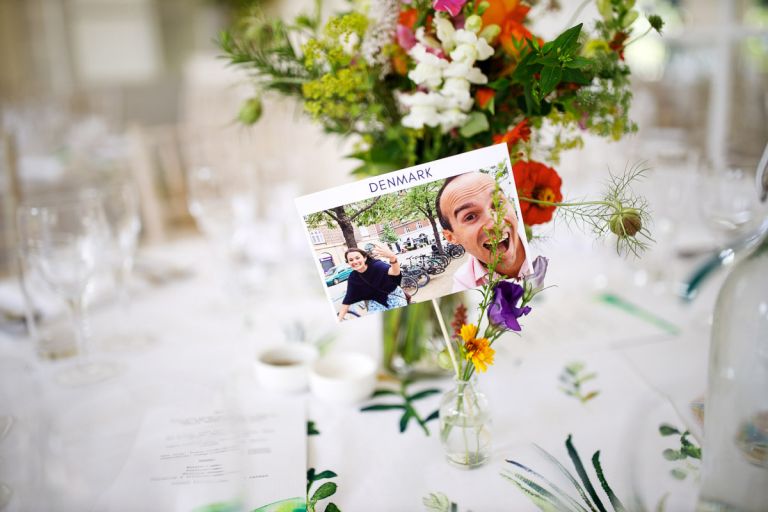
left=697, top=154, right=768, bottom=247
left=186, top=165, right=262, bottom=295
left=99, top=182, right=152, bottom=348
left=17, top=196, right=118, bottom=385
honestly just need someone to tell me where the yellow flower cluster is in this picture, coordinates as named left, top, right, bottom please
left=302, top=65, right=373, bottom=122
left=303, top=12, right=369, bottom=70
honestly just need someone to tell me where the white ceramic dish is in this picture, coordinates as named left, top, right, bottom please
left=309, top=352, right=377, bottom=404
left=254, top=344, right=319, bottom=393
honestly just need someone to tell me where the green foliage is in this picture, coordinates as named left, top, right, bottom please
left=511, top=24, right=588, bottom=117
left=504, top=435, right=627, bottom=512
left=360, top=379, right=441, bottom=435
left=306, top=468, right=341, bottom=512
left=307, top=420, right=320, bottom=436
left=558, top=361, right=600, bottom=404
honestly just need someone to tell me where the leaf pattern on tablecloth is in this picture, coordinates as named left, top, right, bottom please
left=307, top=468, right=341, bottom=512
left=559, top=361, right=600, bottom=404
left=360, top=379, right=441, bottom=436
left=659, top=423, right=701, bottom=481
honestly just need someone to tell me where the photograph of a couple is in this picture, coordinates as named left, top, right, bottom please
left=300, top=151, right=532, bottom=322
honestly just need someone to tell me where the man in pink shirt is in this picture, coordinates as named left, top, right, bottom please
left=436, top=172, right=530, bottom=292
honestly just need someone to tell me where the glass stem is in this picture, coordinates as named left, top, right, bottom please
left=68, top=293, right=90, bottom=364
left=115, top=265, right=132, bottom=334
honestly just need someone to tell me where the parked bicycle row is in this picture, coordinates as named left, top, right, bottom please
left=399, top=243, right=465, bottom=298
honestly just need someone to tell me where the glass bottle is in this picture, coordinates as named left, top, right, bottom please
left=438, top=376, right=492, bottom=469
left=697, top=220, right=768, bottom=511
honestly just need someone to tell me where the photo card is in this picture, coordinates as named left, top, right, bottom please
left=295, top=144, right=532, bottom=322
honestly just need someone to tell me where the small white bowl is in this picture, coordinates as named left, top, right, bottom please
left=254, top=344, right=319, bottom=393
left=309, top=352, right=378, bottom=404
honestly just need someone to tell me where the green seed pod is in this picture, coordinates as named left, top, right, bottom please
left=609, top=208, right=642, bottom=237
left=238, top=97, right=263, bottom=125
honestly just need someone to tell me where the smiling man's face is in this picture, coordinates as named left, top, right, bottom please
left=439, top=172, right=525, bottom=277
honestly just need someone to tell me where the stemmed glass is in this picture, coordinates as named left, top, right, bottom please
left=100, top=182, right=151, bottom=348
left=186, top=165, right=261, bottom=295
left=697, top=155, right=768, bottom=246
left=17, top=196, right=118, bottom=385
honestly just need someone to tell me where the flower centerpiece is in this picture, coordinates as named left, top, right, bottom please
left=222, top=0, right=662, bottom=435
left=221, top=0, right=662, bottom=375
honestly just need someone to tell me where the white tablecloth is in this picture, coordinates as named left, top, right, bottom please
left=0, top=232, right=720, bottom=511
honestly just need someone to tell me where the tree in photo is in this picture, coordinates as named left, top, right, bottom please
left=305, top=195, right=398, bottom=249
left=400, top=181, right=445, bottom=255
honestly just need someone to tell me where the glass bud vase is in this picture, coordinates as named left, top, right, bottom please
left=697, top=223, right=768, bottom=511
left=438, top=377, right=491, bottom=469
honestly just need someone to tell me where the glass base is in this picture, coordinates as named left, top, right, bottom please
left=444, top=450, right=490, bottom=469
left=103, top=332, right=156, bottom=351
left=56, top=361, right=121, bottom=386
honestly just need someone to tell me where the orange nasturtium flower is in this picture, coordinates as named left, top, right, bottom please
left=481, top=0, right=542, bottom=58
left=399, top=8, right=418, bottom=29
left=460, top=324, right=495, bottom=373
left=475, top=87, right=496, bottom=109
left=513, top=160, right=563, bottom=226
left=492, top=118, right=531, bottom=150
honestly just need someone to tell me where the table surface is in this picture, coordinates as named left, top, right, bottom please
left=0, top=230, right=721, bottom=511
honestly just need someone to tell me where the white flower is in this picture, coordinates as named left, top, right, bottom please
left=450, top=43, right=478, bottom=63
left=414, top=27, right=442, bottom=52
left=398, top=91, right=444, bottom=108
left=441, top=78, right=472, bottom=109
left=402, top=106, right=442, bottom=128
left=453, top=30, right=494, bottom=61
left=408, top=44, right=448, bottom=89
left=361, top=0, right=399, bottom=72
left=434, top=16, right=457, bottom=53
left=441, top=77, right=470, bottom=97
left=438, top=108, right=468, bottom=131
left=444, top=61, right=488, bottom=84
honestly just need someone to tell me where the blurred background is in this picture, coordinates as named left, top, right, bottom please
left=0, top=0, right=767, bottom=281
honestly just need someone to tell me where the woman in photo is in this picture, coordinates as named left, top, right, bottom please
left=337, top=245, right=407, bottom=321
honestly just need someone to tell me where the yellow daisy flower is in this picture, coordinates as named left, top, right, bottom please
left=459, top=323, right=495, bottom=373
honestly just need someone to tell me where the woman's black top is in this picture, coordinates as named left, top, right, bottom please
left=342, top=259, right=402, bottom=307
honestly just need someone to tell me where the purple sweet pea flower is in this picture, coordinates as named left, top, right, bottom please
left=488, top=280, right=532, bottom=332
left=433, top=0, right=467, bottom=17
left=529, top=255, right=549, bottom=291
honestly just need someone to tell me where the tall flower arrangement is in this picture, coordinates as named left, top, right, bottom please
left=221, top=0, right=662, bottom=247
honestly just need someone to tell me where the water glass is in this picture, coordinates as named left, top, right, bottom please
left=17, top=196, right=118, bottom=385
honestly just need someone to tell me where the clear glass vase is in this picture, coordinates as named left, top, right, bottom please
left=697, top=223, right=768, bottom=511
left=438, top=377, right=491, bottom=469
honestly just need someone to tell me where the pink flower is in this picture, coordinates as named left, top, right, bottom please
left=433, top=0, right=467, bottom=17
left=396, top=25, right=417, bottom=51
